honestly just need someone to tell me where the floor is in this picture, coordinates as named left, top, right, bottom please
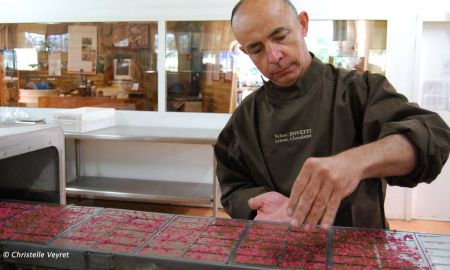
left=68, top=198, right=450, bottom=235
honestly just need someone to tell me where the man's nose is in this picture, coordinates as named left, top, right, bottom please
left=266, top=43, right=282, bottom=64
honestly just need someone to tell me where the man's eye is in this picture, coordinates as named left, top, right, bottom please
left=275, top=35, right=287, bottom=41
left=249, top=47, right=262, bottom=54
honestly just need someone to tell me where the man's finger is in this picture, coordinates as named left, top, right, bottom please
left=304, top=182, right=333, bottom=227
left=320, top=191, right=342, bottom=230
left=290, top=176, right=321, bottom=227
left=248, top=197, right=263, bottom=210
left=287, top=159, right=314, bottom=216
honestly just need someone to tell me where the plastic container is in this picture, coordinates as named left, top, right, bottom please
left=53, top=107, right=115, bottom=133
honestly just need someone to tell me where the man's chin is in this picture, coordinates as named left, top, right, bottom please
left=269, top=71, right=300, bottom=87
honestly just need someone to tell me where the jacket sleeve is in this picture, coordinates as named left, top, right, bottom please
left=360, top=72, right=450, bottom=187
left=214, top=118, right=268, bottom=219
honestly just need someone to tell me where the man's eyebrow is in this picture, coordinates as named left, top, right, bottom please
left=245, top=27, right=287, bottom=52
left=268, top=27, right=287, bottom=38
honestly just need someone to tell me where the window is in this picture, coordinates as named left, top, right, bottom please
left=307, top=20, right=387, bottom=74
left=0, top=20, right=386, bottom=113
left=166, top=21, right=240, bottom=113
left=164, top=19, right=387, bottom=113
left=14, top=48, right=38, bottom=71
left=0, top=22, right=158, bottom=111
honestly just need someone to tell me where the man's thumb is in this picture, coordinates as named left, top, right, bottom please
left=248, top=197, right=262, bottom=210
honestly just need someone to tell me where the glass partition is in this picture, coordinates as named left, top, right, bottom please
left=307, top=20, right=387, bottom=74
left=165, top=20, right=387, bottom=113
left=165, top=21, right=237, bottom=113
left=0, top=20, right=386, bottom=113
left=0, top=22, right=158, bottom=111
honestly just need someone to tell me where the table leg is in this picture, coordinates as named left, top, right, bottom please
left=75, top=139, right=80, bottom=179
left=212, top=147, right=218, bottom=218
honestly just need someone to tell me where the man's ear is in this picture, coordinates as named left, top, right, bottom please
left=298, top=11, right=309, bottom=36
left=239, top=45, right=249, bottom=55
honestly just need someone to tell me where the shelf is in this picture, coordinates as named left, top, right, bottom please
left=64, top=125, right=220, bottom=215
left=66, top=176, right=213, bottom=206
left=64, top=125, right=219, bottom=145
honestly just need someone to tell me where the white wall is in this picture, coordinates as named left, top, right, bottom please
left=2, top=0, right=450, bottom=220
left=385, top=15, right=450, bottom=221
left=410, top=20, right=450, bottom=221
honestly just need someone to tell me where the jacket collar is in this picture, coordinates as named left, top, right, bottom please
left=263, top=53, right=323, bottom=101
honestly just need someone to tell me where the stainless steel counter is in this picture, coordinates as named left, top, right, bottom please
left=64, top=125, right=220, bottom=216
left=64, top=125, right=220, bottom=144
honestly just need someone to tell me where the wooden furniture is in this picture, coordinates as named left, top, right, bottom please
left=171, top=96, right=203, bottom=112
left=19, top=89, right=59, bottom=107
left=38, top=96, right=152, bottom=111
left=64, top=126, right=221, bottom=217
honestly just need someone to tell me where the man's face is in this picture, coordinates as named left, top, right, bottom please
left=232, top=0, right=311, bottom=87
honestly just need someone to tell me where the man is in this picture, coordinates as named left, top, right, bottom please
left=214, top=0, right=450, bottom=230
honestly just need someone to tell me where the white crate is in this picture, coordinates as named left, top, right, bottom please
left=53, top=107, right=115, bottom=133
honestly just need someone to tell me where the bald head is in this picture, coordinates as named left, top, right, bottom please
left=231, top=0, right=298, bottom=26
left=229, top=0, right=311, bottom=87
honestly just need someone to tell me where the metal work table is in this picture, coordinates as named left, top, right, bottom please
left=64, top=125, right=221, bottom=216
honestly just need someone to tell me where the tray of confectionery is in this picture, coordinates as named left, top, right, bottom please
left=1, top=199, right=449, bottom=269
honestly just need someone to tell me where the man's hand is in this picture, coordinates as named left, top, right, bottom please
left=287, top=134, right=417, bottom=230
left=248, top=191, right=292, bottom=222
left=287, top=155, right=363, bottom=230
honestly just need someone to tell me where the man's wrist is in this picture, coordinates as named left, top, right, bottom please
left=339, top=134, right=417, bottom=180
left=337, top=146, right=369, bottom=180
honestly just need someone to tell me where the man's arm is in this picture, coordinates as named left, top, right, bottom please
left=286, top=72, right=450, bottom=230
left=214, top=119, right=267, bottom=219
left=287, top=133, right=416, bottom=230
